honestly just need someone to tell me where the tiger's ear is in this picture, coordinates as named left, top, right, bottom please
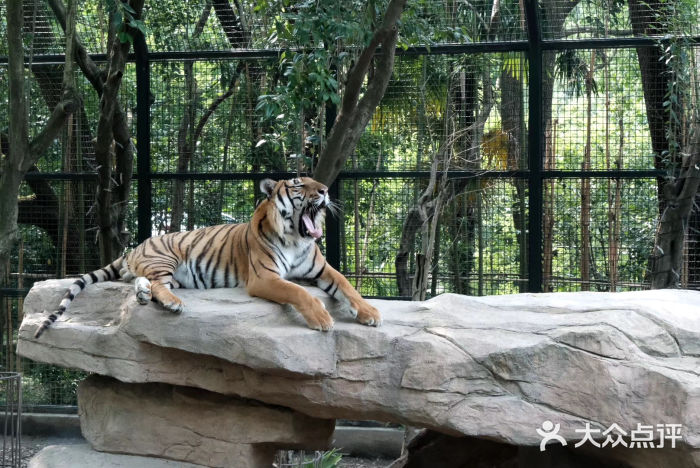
left=259, top=179, right=277, bottom=198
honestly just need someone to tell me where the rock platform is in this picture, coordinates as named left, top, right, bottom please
left=18, top=280, right=700, bottom=467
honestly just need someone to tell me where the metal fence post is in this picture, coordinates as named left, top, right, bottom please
left=135, top=32, right=152, bottom=243
left=525, top=0, right=543, bottom=293
left=326, top=180, right=342, bottom=270
left=324, top=93, right=341, bottom=270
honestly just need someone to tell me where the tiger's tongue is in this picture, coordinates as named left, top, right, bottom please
left=302, top=214, right=322, bottom=239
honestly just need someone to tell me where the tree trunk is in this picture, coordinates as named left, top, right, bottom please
left=580, top=51, right=596, bottom=291
left=651, top=129, right=700, bottom=288
left=628, top=0, right=677, bottom=213
left=91, top=0, right=145, bottom=263
left=628, top=0, right=698, bottom=285
left=610, top=119, right=624, bottom=290
left=170, top=61, right=197, bottom=232
left=500, top=62, right=527, bottom=292
left=1, top=0, right=79, bottom=284
left=452, top=63, right=481, bottom=295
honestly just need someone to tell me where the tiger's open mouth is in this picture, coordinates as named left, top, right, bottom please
left=300, top=205, right=324, bottom=239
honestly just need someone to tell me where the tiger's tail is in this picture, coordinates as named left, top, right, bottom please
left=34, top=257, right=125, bottom=339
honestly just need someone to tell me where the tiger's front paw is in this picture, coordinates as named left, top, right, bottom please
left=162, top=298, right=185, bottom=314
left=303, top=298, right=334, bottom=332
left=353, top=299, right=382, bottom=327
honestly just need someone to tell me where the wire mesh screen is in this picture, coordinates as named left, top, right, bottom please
left=339, top=177, right=527, bottom=297
left=548, top=48, right=655, bottom=171
left=1, top=295, right=86, bottom=409
left=152, top=179, right=258, bottom=234
left=539, top=0, right=700, bottom=40
left=150, top=59, right=276, bottom=174
left=339, top=53, right=528, bottom=173
left=1, top=0, right=699, bottom=410
left=543, top=177, right=658, bottom=292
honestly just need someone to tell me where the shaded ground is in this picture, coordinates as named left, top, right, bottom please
left=19, top=435, right=393, bottom=467
left=20, top=436, right=85, bottom=468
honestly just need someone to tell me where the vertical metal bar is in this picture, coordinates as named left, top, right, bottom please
left=525, top=0, right=543, bottom=292
left=16, top=374, right=21, bottom=468
left=326, top=180, right=341, bottom=269
left=135, top=32, right=152, bottom=243
left=324, top=97, right=341, bottom=270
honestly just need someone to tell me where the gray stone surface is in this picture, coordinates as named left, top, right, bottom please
left=18, top=280, right=700, bottom=451
left=77, top=375, right=334, bottom=468
left=28, top=444, right=205, bottom=468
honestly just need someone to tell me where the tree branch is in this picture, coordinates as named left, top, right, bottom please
left=194, top=68, right=242, bottom=143
left=25, top=95, right=79, bottom=171
left=313, top=0, right=407, bottom=186
left=47, top=0, right=105, bottom=95
left=340, top=30, right=390, bottom=116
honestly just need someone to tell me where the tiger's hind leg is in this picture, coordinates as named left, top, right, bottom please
left=134, top=277, right=152, bottom=304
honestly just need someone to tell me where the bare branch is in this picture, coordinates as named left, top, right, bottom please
left=47, top=0, right=105, bottom=95
left=194, top=68, right=242, bottom=144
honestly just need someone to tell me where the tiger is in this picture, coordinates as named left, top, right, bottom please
left=34, top=177, right=381, bottom=338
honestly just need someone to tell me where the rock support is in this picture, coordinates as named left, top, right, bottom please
left=18, top=280, right=700, bottom=467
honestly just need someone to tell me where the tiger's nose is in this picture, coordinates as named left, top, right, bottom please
left=318, top=186, right=327, bottom=195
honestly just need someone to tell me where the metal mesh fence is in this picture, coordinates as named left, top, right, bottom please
left=548, top=48, right=654, bottom=171
left=1, top=0, right=699, bottom=409
left=339, top=177, right=528, bottom=297
left=543, top=177, right=658, bottom=292
left=540, top=0, right=700, bottom=40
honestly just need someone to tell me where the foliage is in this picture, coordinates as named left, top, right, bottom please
left=555, top=50, right=598, bottom=98
left=22, top=364, right=86, bottom=406
left=253, top=0, right=375, bottom=166
left=106, top=0, right=148, bottom=44
left=307, top=449, right=343, bottom=468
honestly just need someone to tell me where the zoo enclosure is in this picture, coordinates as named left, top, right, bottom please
left=0, top=0, right=699, bottom=408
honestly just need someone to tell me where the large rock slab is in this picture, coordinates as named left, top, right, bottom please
left=18, top=280, right=700, bottom=453
left=78, top=375, right=334, bottom=467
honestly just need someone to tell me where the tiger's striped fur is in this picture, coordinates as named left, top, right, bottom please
left=34, top=177, right=381, bottom=338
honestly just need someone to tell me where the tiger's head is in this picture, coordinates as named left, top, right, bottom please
left=259, top=177, right=330, bottom=241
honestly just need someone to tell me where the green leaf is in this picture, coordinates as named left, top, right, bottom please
left=112, top=11, right=123, bottom=28
left=122, top=3, right=137, bottom=14
left=118, top=31, right=133, bottom=44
